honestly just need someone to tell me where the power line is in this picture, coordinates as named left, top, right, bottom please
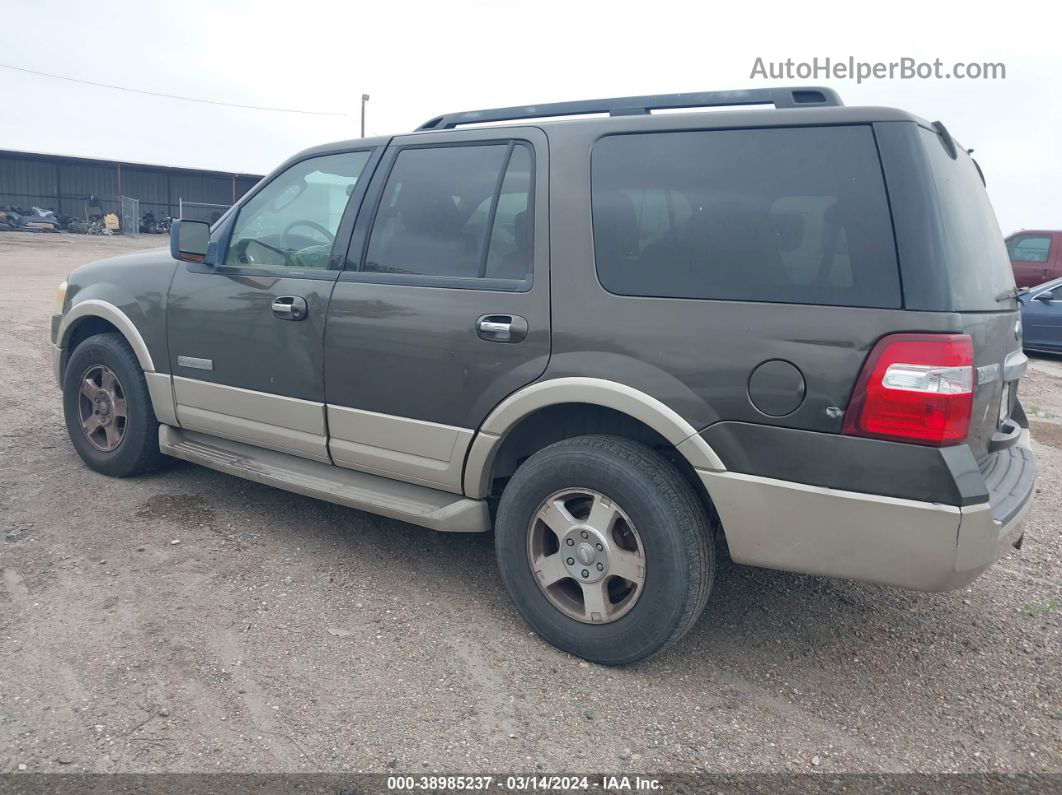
left=0, top=62, right=348, bottom=117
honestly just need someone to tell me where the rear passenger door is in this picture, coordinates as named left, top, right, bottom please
left=323, top=127, right=550, bottom=493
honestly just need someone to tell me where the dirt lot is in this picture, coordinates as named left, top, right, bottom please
left=0, top=232, right=1058, bottom=775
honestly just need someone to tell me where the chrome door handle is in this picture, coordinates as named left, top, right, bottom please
left=476, top=314, right=527, bottom=343
left=272, top=296, right=307, bottom=321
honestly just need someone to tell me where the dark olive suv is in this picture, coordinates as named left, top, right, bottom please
left=52, top=87, right=1035, bottom=664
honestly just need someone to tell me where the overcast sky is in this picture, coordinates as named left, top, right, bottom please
left=2, top=0, right=1059, bottom=233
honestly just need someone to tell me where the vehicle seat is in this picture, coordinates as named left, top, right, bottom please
left=369, top=187, right=478, bottom=276
left=486, top=209, right=532, bottom=280
left=639, top=199, right=786, bottom=298
left=592, top=192, right=641, bottom=291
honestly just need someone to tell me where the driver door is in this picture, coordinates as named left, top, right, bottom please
left=166, top=146, right=381, bottom=463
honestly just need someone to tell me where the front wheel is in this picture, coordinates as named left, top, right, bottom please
left=495, top=435, right=715, bottom=665
left=62, top=333, right=167, bottom=477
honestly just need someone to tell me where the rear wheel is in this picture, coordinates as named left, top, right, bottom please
left=62, top=333, right=167, bottom=477
left=495, top=435, right=714, bottom=665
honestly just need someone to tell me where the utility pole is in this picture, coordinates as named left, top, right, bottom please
left=361, top=94, right=370, bottom=137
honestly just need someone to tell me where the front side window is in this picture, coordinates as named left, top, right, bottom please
left=225, top=151, right=371, bottom=269
left=363, top=143, right=533, bottom=283
left=1008, top=235, right=1051, bottom=263
left=591, top=126, right=901, bottom=308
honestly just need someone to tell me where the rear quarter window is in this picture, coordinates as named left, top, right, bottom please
left=590, top=126, right=901, bottom=308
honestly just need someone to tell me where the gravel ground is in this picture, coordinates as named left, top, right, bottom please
left=0, top=233, right=1058, bottom=775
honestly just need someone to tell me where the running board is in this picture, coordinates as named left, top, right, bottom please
left=159, top=426, right=491, bottom=533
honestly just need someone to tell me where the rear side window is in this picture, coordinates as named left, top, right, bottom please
left=364, top=143, right=533, bottom=283
left=1007, top=235, right=1051, bottom=263
left=591, top=126, right=901, bottom=308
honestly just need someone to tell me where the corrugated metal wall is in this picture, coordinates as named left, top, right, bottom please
left=59, top=163, right=119, bottom=216
left=236, top=175, right=261, bottom=197
left=0, top=151, right=262, bottom=220
left=0, top=157, right=60, bottom=210
left=170, top=173, right=233, bottom=206
left=122, top=168, right=169, bottom=218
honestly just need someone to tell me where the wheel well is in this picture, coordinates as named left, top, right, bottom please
left=66, top=316, right=121, bottom=354
left=61, top=316, right=122, bottom=383
left=486, top=403, right=724, bottom=547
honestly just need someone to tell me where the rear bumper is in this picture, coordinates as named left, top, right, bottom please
left=700, top=429, right=1034, bottom=591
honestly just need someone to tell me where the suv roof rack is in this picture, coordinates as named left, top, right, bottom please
left=416, top=86, right=842, bottom=131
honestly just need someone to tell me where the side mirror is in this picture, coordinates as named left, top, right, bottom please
left=1035, top=290, right=1055, bottom=302
left=170, top=219, right=211, bottom=264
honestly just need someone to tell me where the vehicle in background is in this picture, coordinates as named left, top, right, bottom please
left=1007, top=230, right=1062, bottom=287
left=1020, top=277, right=1062, bottom=354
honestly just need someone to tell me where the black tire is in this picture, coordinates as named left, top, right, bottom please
left=62, top=333, right=167, bottom=477
left=495, top=435, right=714, bottom=665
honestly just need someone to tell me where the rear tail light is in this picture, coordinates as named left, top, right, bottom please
left=843, top=333, right=974, bottom=446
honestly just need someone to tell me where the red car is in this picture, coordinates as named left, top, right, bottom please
left=1007, top=230, right=1062, bottom=287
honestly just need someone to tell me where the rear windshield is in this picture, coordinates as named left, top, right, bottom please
left=591, top=126, right=901, bottom=308
left=918, top=127, right=1015, bottom=310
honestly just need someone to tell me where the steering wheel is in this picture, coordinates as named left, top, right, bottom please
left=232, top=237, right=293, bottom=267
left=282, top=220, right=334, bottom=249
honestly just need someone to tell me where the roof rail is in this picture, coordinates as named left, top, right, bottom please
left=416, top=86, right=842, bottom=131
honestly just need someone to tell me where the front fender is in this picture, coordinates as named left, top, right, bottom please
left=55, top=250, right=179, bottom=426
left=60, top=248, right=176, bottom=374
left=58, top=298, right=156, bottom=372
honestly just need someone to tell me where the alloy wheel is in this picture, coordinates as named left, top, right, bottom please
left=77, top=364, right=127, bottom=452
left=526, top=488, right=646, bottom=624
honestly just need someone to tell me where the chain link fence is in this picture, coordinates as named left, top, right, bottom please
left=82, top=195, right=139, bottom=235
left=121, top=196, right=139, bottom=237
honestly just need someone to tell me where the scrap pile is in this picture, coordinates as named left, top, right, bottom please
left=0, top=206, right=64, bottom=232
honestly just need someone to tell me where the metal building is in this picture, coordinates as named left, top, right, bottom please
left=0, top=148, right=262, bottom=222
